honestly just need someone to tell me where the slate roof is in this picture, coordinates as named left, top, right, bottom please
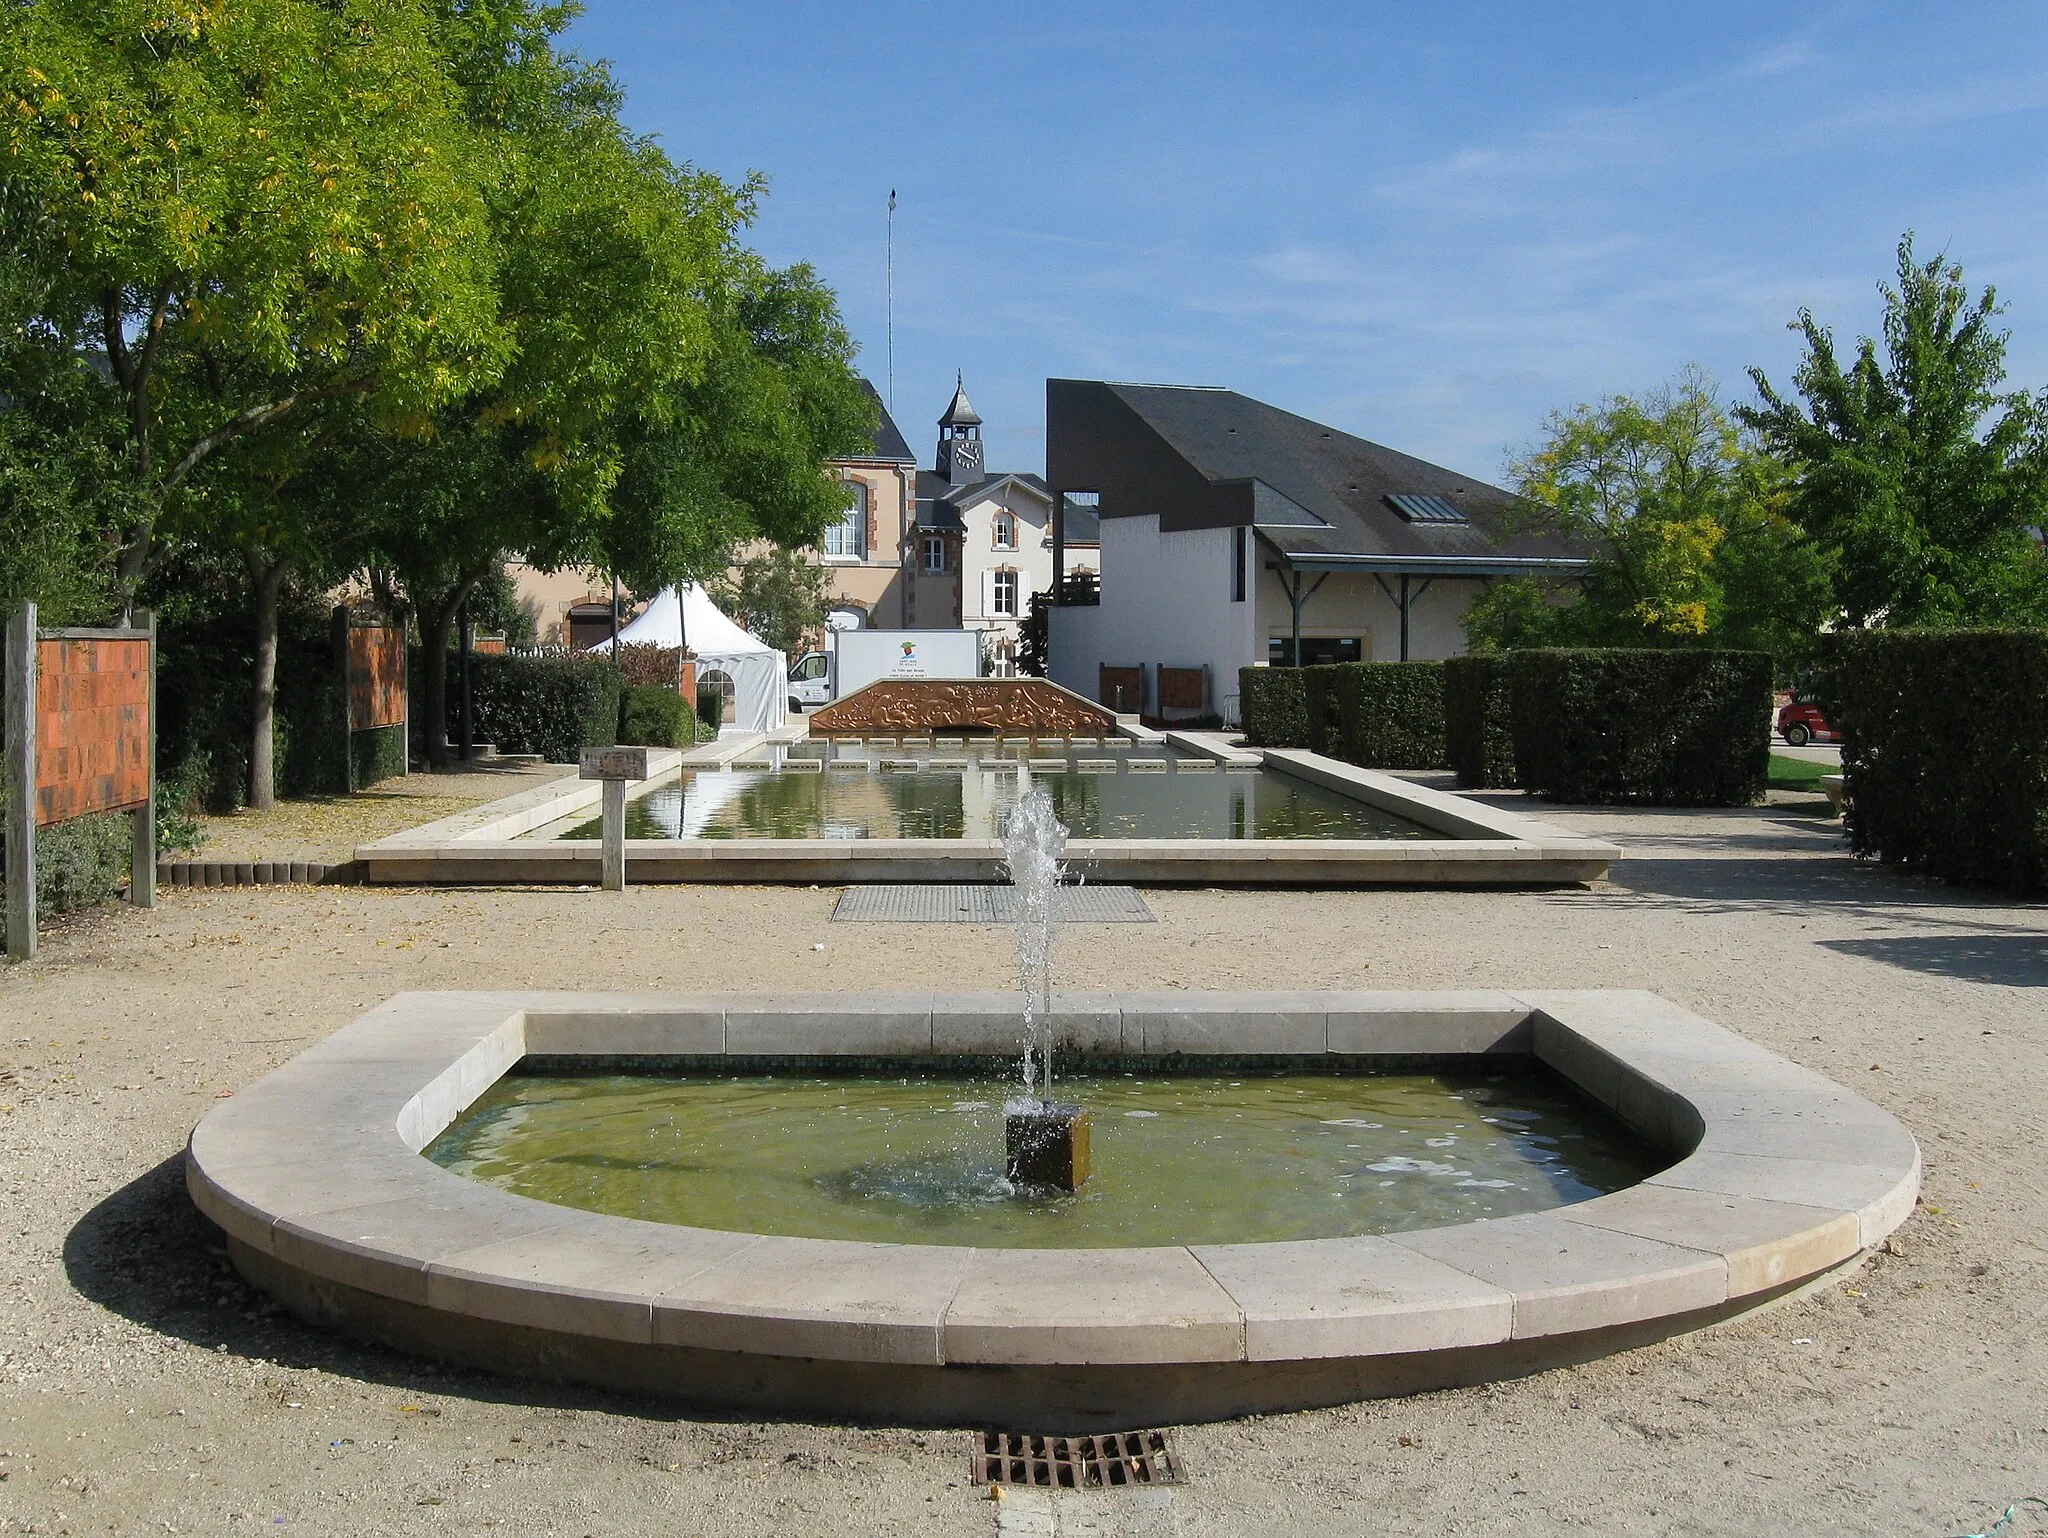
left=845, top=378, right=916, bottom=464
left=938, top=375, right=983, bottom=427
left=1045, top=379, right=1587, bottom=573
left=914, top=469, right=1096, bottom=539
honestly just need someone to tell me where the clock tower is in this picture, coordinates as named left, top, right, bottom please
left=936, top=374, right=985, bottom=486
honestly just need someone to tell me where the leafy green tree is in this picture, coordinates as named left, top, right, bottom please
left=1741, top=234, right=2048, bottom=628
left=0, top=0, right=508, bottom=617
left=714, top=548, right=833, bottom=655
left=1465, top=368, right=1831, bottom=661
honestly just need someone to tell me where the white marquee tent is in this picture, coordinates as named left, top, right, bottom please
left=588, top=583, right=787, bottom=733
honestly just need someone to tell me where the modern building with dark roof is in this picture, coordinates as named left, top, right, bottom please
left=1042, top=379, right=1589, bottom=720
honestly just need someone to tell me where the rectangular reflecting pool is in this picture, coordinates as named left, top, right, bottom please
left=425, top=1065, right=1663, bottom=1248
left=546, top=741, right=1433, bottom=841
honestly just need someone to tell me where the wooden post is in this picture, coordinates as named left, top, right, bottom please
left=332, top=605, right=353, bottom=795
left=581, top=746, right=646, bottom=893
left=6, top=602, right=36, bottom=961
left=601, top=779, right=627, bottom=892
left=129, top=609, right=156, bottom=909
left=458, top=599, right=474, bottom=762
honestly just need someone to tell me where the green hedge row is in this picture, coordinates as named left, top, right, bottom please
left=1239, top=663, right=1446, bottom=769
left=467, top=653, right=621, bottom=763
left=1828, top=629, right=2048, bottom=891
left=1243, top=649, right=1772, bottom=805
left=1443, top=655, right=1516, bottom=789
left=1239, top=667, right=1309, bottom=748
left=1507, top=649, right=1772, bottom=806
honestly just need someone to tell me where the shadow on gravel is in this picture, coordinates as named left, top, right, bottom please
left=61, top=1154, right=738, bottom=1423
left=1818, top=933, right=2048, bottom=987
left=1589, top=851, right=2040, bottom=920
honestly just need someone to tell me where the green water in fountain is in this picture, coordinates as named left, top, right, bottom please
left=426, top=1067, right=1661, bottom=1247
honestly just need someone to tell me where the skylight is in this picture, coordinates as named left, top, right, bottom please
left=1387, top=494, right=1468, bottom=525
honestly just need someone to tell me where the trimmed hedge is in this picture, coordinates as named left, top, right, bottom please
left=1507, top=648, right=1772, bottom=806
left=621, top=684, right=694, bottom=748
left=1444, top=654, right=1516, bottom=789
left=467, top=654, right=621, bottom=763
left=1239, top=666, right=1308, bottom=747
left=1828, top=629, right=2048, bottom=891
left=1239, top=663, right=1445, bottom=768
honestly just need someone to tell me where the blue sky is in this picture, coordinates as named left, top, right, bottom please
left=565, top=2, right=2048, bottom=482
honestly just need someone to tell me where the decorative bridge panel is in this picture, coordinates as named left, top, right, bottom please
left=810, top=679, right=1118, bottom=736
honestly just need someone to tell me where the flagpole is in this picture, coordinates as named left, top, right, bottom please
left=886, top=189, right=896, bottom=412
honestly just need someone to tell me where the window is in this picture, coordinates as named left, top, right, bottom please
left=993, top=511, right=1016, bottom=550
left=1231, top=526, right=1247, bottom=602
left=922, top=534, right=947, bottom=573
left=993, top=569, right=1019, bottom=617
left=792, top=653, right=828, bottom=681
left=823, top=481, right=867, bottom=558
left=1267, top=635, right=1365, bottom=667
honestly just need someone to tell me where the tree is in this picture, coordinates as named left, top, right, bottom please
left=0, top=0, right=508, bottom=618
left=714, top=548, right=832, bottom=655
left=1465, top=368, right=1831, bottom=660
left=1741, top=234, right=2048, bottom=629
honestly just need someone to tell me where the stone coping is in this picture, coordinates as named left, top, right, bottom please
left=353, top=741, right=1620, bottom=887
left=187, top=990, right=1918, bottom=1419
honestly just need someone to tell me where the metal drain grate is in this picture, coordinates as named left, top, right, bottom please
left=831, top=885, right=1154, bottom=924
left=971, top=1431, right=1184, bottom=1489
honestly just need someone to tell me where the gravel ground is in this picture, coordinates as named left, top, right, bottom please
left=187, top=762, right=572, bottom=864
left=2, top=789, right=2045, bottom=1536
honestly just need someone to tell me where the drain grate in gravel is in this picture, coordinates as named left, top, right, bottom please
left=971, top=1431, right=1184, bottom=1489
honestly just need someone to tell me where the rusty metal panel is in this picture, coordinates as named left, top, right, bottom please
left=810, top=679, right=1117, bottom=736
left=1098, top=665, right=1143, bottom=713
left=347, top=624, right=407, bottom=731
left=1156, top=665, right=1208, bottom=712
left=34, top=636, right=151, bottom=825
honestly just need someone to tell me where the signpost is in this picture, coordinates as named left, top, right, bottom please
left=6, top=602, right=157, bottom=961
left=579, top=746, right=648, bottom=892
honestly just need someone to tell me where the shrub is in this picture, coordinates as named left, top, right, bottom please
left=1828, top=629, right=2048, bottom=891
left=468, top=653, right=621, bottom=763
left=1444, top=655, right=1516, bottom=789
left=613, top=642, right=685, bottom=691
left=1239, top=663, right=1444, bottom=768
left=1238, top=667, right=1308, bottom=747
left=621, top=684, right=693, bottom=748
left=0, top=799, right=134, bottom=925
left=1507, top=648, right=1772, bottom=806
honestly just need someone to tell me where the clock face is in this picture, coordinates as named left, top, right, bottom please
left=949, top=438, right=983, bottom=477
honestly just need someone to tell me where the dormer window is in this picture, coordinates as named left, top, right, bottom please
left=992, top=511, right=1016, bottom=550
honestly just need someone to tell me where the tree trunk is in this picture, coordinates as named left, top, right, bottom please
left=420, top=601, right=454, bottom=772
left=417, top=568, right=489, bottom=770
left=248, top=552, right=289, bottom=811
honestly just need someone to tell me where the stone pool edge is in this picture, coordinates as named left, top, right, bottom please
left=352, top=739, right=1619, bottom=888
left=185, top=989, right=1918, bottom=1426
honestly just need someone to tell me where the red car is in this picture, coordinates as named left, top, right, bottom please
left=1776, top=695, right=1840, bottom=748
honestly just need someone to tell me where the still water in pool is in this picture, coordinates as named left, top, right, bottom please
left=426, top=1069, right=1661, bottom=1248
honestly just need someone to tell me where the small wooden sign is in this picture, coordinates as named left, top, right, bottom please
left=580, top=746, right=649, bottom=781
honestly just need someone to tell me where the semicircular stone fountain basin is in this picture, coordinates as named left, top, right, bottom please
left=186, top=990, right=1920, bottom=1428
